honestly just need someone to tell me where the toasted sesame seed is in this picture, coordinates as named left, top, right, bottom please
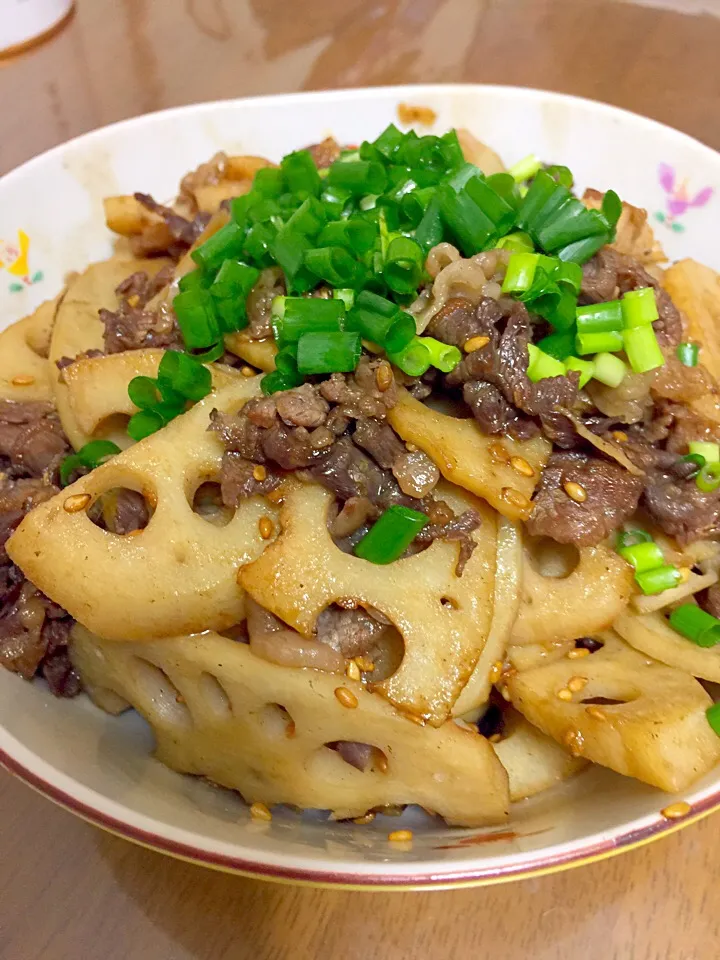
left=125, top=529, right=143, bottom=538
left=253, top=464, right=267, bottom=481
left=285, top=720, right=296, bottom=738
left=63, top=493, right=91, bottom=513
left=612, top=431, right=628, bottom=443
left=678, top=567, right=691, bottom=584
left=568, top=676, right=588, bottom=693
left=489, top=733, right=502, bottom=743
left=568, top=648, right=590, bottom=659
left=345, top=660, right=361, bottom=682
left=557, top=688, right=573, bottom=701
left=175, top=693, right=185, bottom=703
left=586, top=706, right=608, bottom=721
left=405, top=442, right=418, bottom=453
left=353, top=812, right=376, bottom=825
left=661, top=801, right=691, bottom=820
left=334, top=686, right=358, bottom=709
left=563, top=729, right=585, bottom=756
left=127, top=294, right=140, bottom=308
left=510, top=456, right=535, bottom=478
left=240, top=365, right=256, bottom=377
left=463, top=335, right=490, bottom=353
left=374, top=752, right=389, bottom=774
left=249, top=802, right=272, bottom=821
left=266, top=486, right=285, bottom=504
left=258, top=516, right=274, bottom=539
left=488, top=660, right=503, bottom=685
left=501, top=487, right=531, bottom=512
left=564, top=481, right=587, bottom=503
left=500, top=685, right=512, bottom=702
left=11, top=374, right=35, bottom=386
left=488, top=442, right=510, bottom=464
left=388, top=829, right=413, bottom=843
left=375, top=362, right=393, bottom=392
left=355, top=656, right=375, bottom=672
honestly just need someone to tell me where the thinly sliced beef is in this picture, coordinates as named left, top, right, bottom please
left=305, top=137, right=342, bottom=169
left=427, top=296, right=496, bottom=347
left=0, top=400, right=69, bottom=477
left=218, top=452, right=281, bottom=507
left=528, top=451, right=643, bottom=548
left=116, top=265, right=174, bottom=308
left=415, top=509, right=482, bottom=575
left=315, top=605, right=389, bottom=658
left=101, top=303, right=184, bottom=354
left=134, top=193, right=210, bottom=248
left=699, top=584, right=720, bottom=619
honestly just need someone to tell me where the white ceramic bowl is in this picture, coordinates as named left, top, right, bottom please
left=2, top=85, right=720, bottom=889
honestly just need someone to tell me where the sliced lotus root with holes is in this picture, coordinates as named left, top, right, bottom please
left=511, top=541, right=633, bottom=646
left=491, top=709, right=586, bottom=802
left=506, top=631, right=720, bottom=791
left=240, top=480, right=496, bottom=726
left=452, top=517, right=522, bottom=718
left=49, top=256, right=172, bottom=448
left=387, top=389, right=550, bottom=521
left=70, top=625, right=509, bottom=826
left=61, top=349, right=242, bottom=450
left=8, top=376, right=274, bottom=640
left=224, top=331, right=277, bottom=372
left=0, top=295, right=62, bottom=402
left=615, top=609, right=720, bottom=683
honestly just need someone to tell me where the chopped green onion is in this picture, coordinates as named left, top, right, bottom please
left=281, top=150, right=322, bottom=197
left=544, top=165, right=574, bottom=190
left=420, top=336, right=462, bottom=373
left=333, top=288, right=355, bottom=310
left=383, top=236, right=424, bottom=295
left=616, top=528, right=653, bottom=550
left=565, top=356, right=595, bottom=389
left=252, top=167, right=285, bottom=199
left=414, top=193, right=444, bottom=251
left=128, top=376, right=161, bottom=411
left=372, top=123, right=406, bottom=159
left=173, top=289, right=220, bottom=349
left=353, top=505, right=429, bottom=565
left=284, top=197, right=327, bottom=238
left=304, top=246, right=362, bottom=287
left=576, top=330, right=624, bottom=356
left=623, top=324, right=665, bottom=374
left=677, top=342, right=700, bottom=367
left=496, top=231, right=534, bottom=253
left=269, top=229, right=314, bottom=293
left=576, top=300, right=623, bottom=334
left=527, top=344, right=566, bottom=382
left=242, top=221, right=278, bottom=266
left=296, top=331, right=362, bottom=375
left=178, top=269, right=212, bottom=294
left=317, top=218, right=376, bottom=255
left=618, top=540, right=666, bottom=574
left=261, top=370, right=295, bottom=396
left=59, top=440, right=121, bottom=487
left=697, top=461, right=720, bottom=493
left=272, top=296, right=345, bottom=347
left=190, top=221, right=245, bottom=272
left=346, top=291, right=415, bottom=353
left=508, top=154, right=542, bottom=183
left=387, top=337, right=432, bottom=377
left=621, top=287, right=659, bottom=328
left=681, top=453, right=706, bottom=478
left=635, top=564, right=682, bottom=596
left=669, top=604, right=720, bottom=648
left=501, top=252, right=539, bottom=293
left=536, top=330, right=576, bottom=361
left=157, top=351, right=212, bottom=402
left=707, top=702, right=720, bottom=736
left=190, top=342, right=225, bottom=364
left=592, top=352, right=627, bottom=388
left=688, top=441, right=720, bottom=463
left=209, top=260, right=260, bottom=332
left=327, top=160, right=387, bottom=197
left=128, top=410, right=165, bottom=442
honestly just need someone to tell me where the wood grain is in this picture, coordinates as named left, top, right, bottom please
left=3, top=0, right=720, bottom=956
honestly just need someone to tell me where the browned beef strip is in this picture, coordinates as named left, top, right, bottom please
left=315, top=605, right=388, bottom=658
left=353, top=417, right=406, bottom=470
left=643, top=470, right=720, bottom=545
left=305, top=137, right=342, bottom=169
left=415, top=509, right=482, bottom=575
left=445, top=299, right=579, bottom=446
left=0, top=400, right=69, bottom=478
left=246, top=267, right=285, bottom=339
left=427, top=297, right=498, bottom=347
left=580, top=248, right=682, bottom=347
left=308, top=437, right=410, bottom=508
left=527, top=451, right=643, bottom=547
left=218, top=452, right=281, bottom=507
left=95, top=489, right=150, bottom=535
left=463, top=381, right=539, bottom=439
left=332, top=741, right=374, bottom=772
left=699, top=584, right=720, bottom=619
left=116, top=264, right=174, bottom=308
left=134, top=193, right=210, bottom=248
left=101, top=302, right=184, bottom=354
left=275, top=384, right=329, bottom=429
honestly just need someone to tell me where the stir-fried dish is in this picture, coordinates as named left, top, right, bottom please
left=3, top=125, right=720, bottom=827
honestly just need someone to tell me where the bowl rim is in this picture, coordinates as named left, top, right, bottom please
left=2, top=82, right=720, bottom=889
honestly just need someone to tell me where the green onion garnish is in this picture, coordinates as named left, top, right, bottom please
left=677, top=342, right=700, bottom=367
left=332, top=288, right=355, bottom=310
left=271, top=296, right=345, bottom=347
left=128, top=375, right=161, bottom=411
left=669, top=604, right=720, bottom=648
left=210, top=259, right=260, bottom=333
left=353, top=505, right=429, bottom=564
left=496, top=231, right=534, bottom=253
left=616, top=528, right=653, bottom=550
left=317, top=218, right=376, bottom=255
left=623, top=324, right=665, bottom=374
left=527, top=344, right=566, bottom=382
left=576, top=330, right=624, bottom=356
left=635, top=565, right=682, bottom=596
left=304, top=246, right=362, bottom=287
left=697, top=461, right=720, bottom=493
left=565, top=356, right=595, bottom=388
left=128, top=410, right=166, bottom=442
left=592, top=352, right=627, bottom=388
left=508, top=154, right=543, bottom=183
left=707, top=703, right=720, bottom=736
left=345, top=290, right=415, bottom=353
left=59, top=439, right=122, bottom=487
left=688, top=441, right=720, bottom=463
left=327, top=160, right=387, bottom=197
left=157, top=351, right=213, bottom=403
left=296, top=331, right=362, bottom=375
left=621, top=287, right=659, bottom=328
left=617, top=540, right=666, bottom=574
left=281, top=150, right=322, bottom=197
left=174, top=289, right=221, bottom=350
left=681, top=453, right=706, bottom=478
left=576, top=300, right=623, bottom=334
left=388, top=337, right=432, bottom=377
left=191, top=221, right=245, bottom=273
left=536, top=330, right=575, bottom=361
left=420, top=336, right=462, bottom=373
left=383, top=236, right=425, bottom=295
left=501, top=252, right=539, bottom=294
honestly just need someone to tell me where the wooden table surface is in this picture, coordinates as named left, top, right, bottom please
left=2, top=1, right=720, bottom=957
